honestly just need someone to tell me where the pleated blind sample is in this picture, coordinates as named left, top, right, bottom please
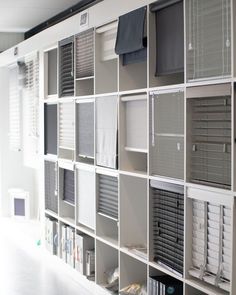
left=59, top=37, right=74, bottom=97
left=76, top=29, right=94, bottom=79
left=97, top=174, right=118, bottom=220
left=44, top=104, right=57, bottom=155
left=115, top=6, right=147, bottom=65
left=187, top=0, right=231, bottom=81
left=150, top=0, right=184, bottom=76
left=189, top=200, right=231, bottom=292
left=9, top=65, right=21, bottom=151
left=77, top=102, right=94, bottom=159
left=96, top=96, right=118, bottom=169
left=59, top=102, right=75, bottom=150
left=150, top=91, right=184, bottom=180
left=96, top=21, right=118, bottom=61
left=63, top=169, right=75, bottom=204
left=45, top=161, right=58, bottom=213
left=189, top=92, right=231, bottom=189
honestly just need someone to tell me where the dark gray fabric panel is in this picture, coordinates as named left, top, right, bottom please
left=44, top=104, right=57, bottom=155
left=48, top=49, right=57, bottom=96
left=150, top=0, right=182, bottom=11
left=63, top=170, right=75, bottom=204
left=14, top=199, right=25, bottom=216
left=154, top=1, right=184, bottom=76
left=122, top=45, right=147, bottom=66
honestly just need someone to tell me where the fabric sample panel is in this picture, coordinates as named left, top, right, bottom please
left=44, top=104, right=57, bottom=155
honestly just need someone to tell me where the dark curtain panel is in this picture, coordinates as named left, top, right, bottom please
left=44, top=104, right=57, bottom=155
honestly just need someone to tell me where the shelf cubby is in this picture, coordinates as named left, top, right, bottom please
left=185, top=284, right=207, bottom=295
left=44, top=47, right=58, bottom=98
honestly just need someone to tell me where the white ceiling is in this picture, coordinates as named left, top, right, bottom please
left=0, top=0, right=81, bottom=32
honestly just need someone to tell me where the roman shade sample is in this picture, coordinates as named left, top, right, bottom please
left=45, top=160, right=58, bottom=213
left=188, top=85, right=231, bottom=189
left=59, top=102, right=75, bottom=150
left=122, top=94, right=147, bottom=152
left=189, top=199, right=231, bottom=292
left=97, top=174, right=118, bottom=220
left=44, top=104, right=57, bottom=155
left=47, top=49, right=58, bottom=96
left=59, top=36, right=74, bottom=97
left=76, top=29, right=94, bottom=78
left=96, top=21, right=118, bottom=61
left=115, top=6, right=147, bottom=65
left=151, top=180, right=184, bottom=275
left=150, top=90, right=184, bottom=180
left=77, top=101, right=94, bottom=159
left=96, top=96, right=118, bottom=169
left=187, top=0, right=231, bottom=81
left=63, top=169, right=75, bottom=205
left=150, top=0, right=184, bottom=76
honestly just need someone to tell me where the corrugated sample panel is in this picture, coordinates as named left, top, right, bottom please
left=97, top=174, right=118, bottom=220
left=59, top=102, right=75, bottom=150
left=45, top=161, right=58, bottom=213
left=63, top=169, right=75, bottom=205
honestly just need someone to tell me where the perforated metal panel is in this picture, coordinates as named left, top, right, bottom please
left=63, top=169, right=75, bottom=205
left=45, top=161, right=58, bottom=213
left=97, top=174, right=118, bottom=220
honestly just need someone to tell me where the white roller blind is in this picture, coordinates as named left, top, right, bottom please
left=59, top=102, right=75, bottom=150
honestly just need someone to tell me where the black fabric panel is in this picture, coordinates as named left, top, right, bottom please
left=150, top=0, right=182, bottom=12
left=122, top=41, right=147, bottom=66
left=44, top=104, right=57, bottom=155
left=63, top=170, right=75, bottom=204
left=155, top=1, right=184, bottom=76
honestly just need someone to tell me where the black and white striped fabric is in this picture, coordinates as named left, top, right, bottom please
left=45, top=161, right=58, bottom=213
left=63, top=169, right=75, bottom=205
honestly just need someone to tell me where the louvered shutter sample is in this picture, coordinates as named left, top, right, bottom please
left=63, top=169, right=75, bottom=205
left=59, top=37, right=74, bottom=97
left=9, top=65, right=21, bottom=151
left=151, top=180, right=184, bottom=275
left=76, top=29, right=94, bottom=79
left=45, top=161, right=58, bottom=213
left=59, top=102, right=75, bottom=150
left=150, top=91, right=184, bottom=180
left=189, top=199, right=231, bottom=292
left=44, top=104, right=57, bottom=155
left=97, top=174, right=118, bottom=220
left=77, top=101, right=94, bottom=159
left=187, top=0, right=231, bottom=81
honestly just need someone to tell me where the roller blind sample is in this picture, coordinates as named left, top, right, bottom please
left=44, top=104, right=57, bottom=155
left=96, top=96, right=118, bottom=169
left=45, top=161, right=58, bottom=213
left=150, top=0, right=184, bottom=76
left=48, top=49, right=58, bottom=96
left=63, top=169, right=75, bottom=205
left=115, top=6, right=147, bottom=65
left=59, top=102, right=75, bottom=150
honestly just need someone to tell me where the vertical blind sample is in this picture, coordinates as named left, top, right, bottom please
left=44, top=104, right=57, bottom=155
left=63, top=169, right=75, bottom=204
left=77, top=101, right=94, bottom=159
left=76, top=29, right=94, bottom=78
left=48, top=49, right=58, bottom=96
left=59, top=102, right=75, bottom=150
left=150, top=0, right=184, bottom=76
left=187, top=0, right=231, bottom=81
left=96, top=21, right=118, bottom=61
left=150, top=90, right=184, bottom=180
left=151, top=180, right=184, bottom=275
left=115, top=6, right=147, bottom=65
left=188, top=86, right=231, bottom=189
left=96, top=96, right=118, bottom=169
left=189, top=199, right=231, bottom=292
left=97, top=174, right=118, bottom=220
left=9, top=65, right=21, bottom=152
left=45, top=161, right=58, bottom=213
left=59, top=37, right=74, bottom=97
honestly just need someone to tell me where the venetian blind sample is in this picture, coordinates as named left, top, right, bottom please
left=97, top=174, right=118, bottom=220
left=59, top=102, right=75, bottom=150
left=151, top=180, right=184, bottom=275
left=96, top=96, right=118, bottom=169
left=76, top=29, right=94, bottom=78
left=115, top=6, right=147, bottom=65
left=48, top=49, right=57, bottom=96
left=189, top=199, right=231, bottom=292
left=45, top=161, right=58, bottom=213
left=150, top=91, right=184, bottom=180
left=59, top=37, right=74, bottom=97
left=44, top=104, right=57, bottom=155
left=187, top=0, right=231, bottom=81
left=150, top=0, right=184, bottom=76
left=77, top=102, right=94, bottom=159
left=63, top=169, right=75, bottom=205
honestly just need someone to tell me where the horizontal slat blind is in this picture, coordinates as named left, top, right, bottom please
left=187, top=0, right=231, bottom=81
left=190, top=95, right=231, bottom=189
left=189, top=199, right=231, bottom=292
left=59, top=102, right=75, bottom=150
left=45, top=161, right=58, bottom=213
left=59, top=37, right=74, bottom=97
left=63, top=169, right=75, bottom=204
left=152, top=182, right=184, bottom=275
left=98, top=174, right=118, bottom=220
left=76, top=29, right=94, bottom=78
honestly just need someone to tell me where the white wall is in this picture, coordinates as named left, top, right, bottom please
left=0, top=32, right=24, bottom=53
